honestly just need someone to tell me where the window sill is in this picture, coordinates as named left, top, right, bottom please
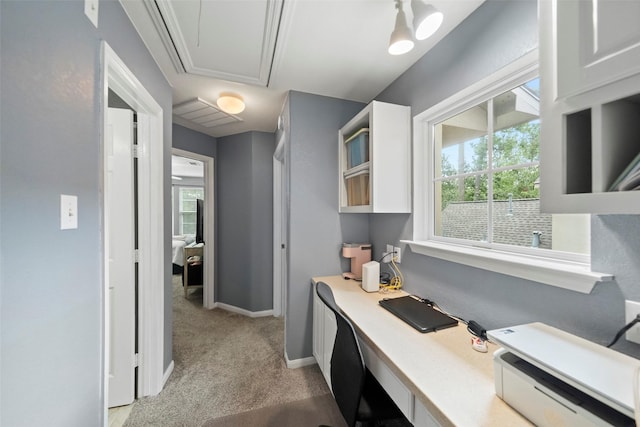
left=401, top=240, right=613, bottom=294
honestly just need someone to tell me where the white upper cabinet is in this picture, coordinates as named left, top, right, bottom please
left=539, top=0, right=640, bottom=214
left=555, top=0, right=640, bottom=100
left=339, top=101, right=411, bottom=213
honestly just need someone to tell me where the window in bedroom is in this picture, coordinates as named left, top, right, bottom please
left=178, top=187, right=204, bottom=235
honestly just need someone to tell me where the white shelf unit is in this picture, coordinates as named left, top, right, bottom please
left=539, top=0, right=640, bottom=214
left=339, top=101, right=410, bottom=213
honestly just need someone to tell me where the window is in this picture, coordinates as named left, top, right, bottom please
left=433, top=78, right=562, bottom=251
left=178, top=187, right=203, bottom=235
left=409, top=52, right=610, bottom=293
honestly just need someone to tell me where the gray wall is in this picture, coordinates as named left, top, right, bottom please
left=0, top=1, right=173, bottom=425
left=285, top=91, right=368, bottom=360
left=217, top=131, right=275, bottom=312
left=173, top=123, right=217, bottom=158
left=373, top=0, right=640, bottom=357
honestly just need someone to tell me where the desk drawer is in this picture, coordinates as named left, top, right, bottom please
left=414, top=399, right=442, bottom=427
left=359, top=340, right=413, bottom=421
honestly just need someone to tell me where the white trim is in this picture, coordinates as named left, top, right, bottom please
left=284, top=354, right=317, bottom=369
left=162, top=360, right=175, bottom=388
left=215, top=302, right=274, bottom=318
left=101, top=41, right=165, bottom=417
left=172, top=148, right=216, bottom=309
left=403, top=240, right=612, bottom=294
left=411, top=49, right=612, bottom=293
left=273, top=157, right=282, bottom=316
left=151, top=0, right=282, bottom=86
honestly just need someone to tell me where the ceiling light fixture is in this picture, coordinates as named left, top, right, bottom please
left=411, top=0, right=443, bottom=41
left=388, top=0, right=414, bottom=55
left=216, top=94, right=245, bottom=115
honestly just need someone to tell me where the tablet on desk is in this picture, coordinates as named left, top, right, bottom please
left=379, top=296, right=458, bottom=333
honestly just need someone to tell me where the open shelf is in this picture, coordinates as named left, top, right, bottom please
left=565, top=109, right=592, bottom=194
left=338, top=101, right=411, bottom=213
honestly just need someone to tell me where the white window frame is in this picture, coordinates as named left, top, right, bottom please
left=404, top=50, right=612, bottom=293
left=177, top=186, right=203, bottom=236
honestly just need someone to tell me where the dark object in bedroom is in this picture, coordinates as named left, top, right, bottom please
left=195, top=198, right=204, bottom=244
left=184, top=262, right=203, bottom=287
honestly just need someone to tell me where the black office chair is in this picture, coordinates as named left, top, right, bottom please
left=316, top=281, right=405, bottom=427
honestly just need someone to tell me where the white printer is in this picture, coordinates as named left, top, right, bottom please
left=488, top=322, right=639, bottom=427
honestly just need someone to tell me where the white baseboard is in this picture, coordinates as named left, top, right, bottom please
left=285, top=353, right=317, bottom=369
left=215, top=302, right=274, bottom=318
left=162, top=360, right=174, bottom=388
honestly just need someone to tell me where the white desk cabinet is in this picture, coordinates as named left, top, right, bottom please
left=312, top=284, right=419, bottom=423
left=338, top=101, right=411, bottom=213
left=359, top=339, right=415, bottom=422
left=312, top=289, right=335, bottom=389
left=312, top=276, right=531, bottom=427
left=539, top=0, right=640, bottom=214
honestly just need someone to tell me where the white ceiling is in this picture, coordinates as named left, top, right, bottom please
left=121, top=0, right=484, bottom=138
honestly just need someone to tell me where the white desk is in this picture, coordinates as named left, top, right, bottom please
left=312, top=275, right=531, bottom=427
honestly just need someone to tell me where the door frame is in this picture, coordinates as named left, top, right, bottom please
left=101, top=41, right=166, bottom=419
left=273, top=132, right=287, bottom=317
left=172, top=148, right=216, bottom=309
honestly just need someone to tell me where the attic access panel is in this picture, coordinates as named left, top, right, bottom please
left=153, top=0, right=282, bottom=86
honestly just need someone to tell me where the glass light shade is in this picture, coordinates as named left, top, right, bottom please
left=388, top=8, right=414, bottom=55
left=217, top=95, right=245, bottom=114
left=388, top=38, right=414, bottom=55
left=412, top=1, right=443, bottom=40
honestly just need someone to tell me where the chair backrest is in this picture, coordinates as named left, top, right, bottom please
left=316, top=282, right=365, bottom=427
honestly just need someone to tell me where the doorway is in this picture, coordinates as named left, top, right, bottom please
left=171, top=149, right=215, bottom=308
left=102, top=41, right=166, bottom=419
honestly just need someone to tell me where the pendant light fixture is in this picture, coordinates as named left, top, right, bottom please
left=388, top=0, right=414, bottom=55
left=217, top=93, right=245, bottom=115
left=411, top=0, right=443, bottom=40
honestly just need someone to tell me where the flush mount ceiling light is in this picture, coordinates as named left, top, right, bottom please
left=388, top=0, right=414, bottom=55
left=216, top=94, right=245, bottom=115
left=411, top=0, right=443, bottom=40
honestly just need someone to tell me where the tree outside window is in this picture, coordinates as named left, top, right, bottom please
left=433, top=78, right=585, bottom=253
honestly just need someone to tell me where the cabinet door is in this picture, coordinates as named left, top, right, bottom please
left=322, top=307, right=336, bottom=388
left=312, top=292, right=323, bottom=366
left=414, top=399, right=443, bottom=427
left=312, top=290, right=336, bottom=390
left=556, top=0, right=640, bottom=99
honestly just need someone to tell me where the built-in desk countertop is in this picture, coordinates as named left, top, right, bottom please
left=312, top=275, right=532, bottom=427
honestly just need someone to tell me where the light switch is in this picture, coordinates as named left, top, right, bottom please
left=84, top=0, right=99, bottom=28
left=60, top=195, right=78, bottom=230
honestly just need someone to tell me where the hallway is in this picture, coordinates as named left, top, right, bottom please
left=122, top=276, right=329, bottom=426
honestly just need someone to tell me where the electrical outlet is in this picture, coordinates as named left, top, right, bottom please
left=393, top=246, right=401, bottom=263
left=384, top=244, right=394, bottom=263
left=625, top=300, right=640, bottom=344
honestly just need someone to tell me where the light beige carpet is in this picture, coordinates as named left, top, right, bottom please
left=123, top=275, right=330, bottom=426
left=201, top=393, right=347, bottom=427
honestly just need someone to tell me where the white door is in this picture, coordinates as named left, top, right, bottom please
left=107, top=107, right=136, bottom=408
